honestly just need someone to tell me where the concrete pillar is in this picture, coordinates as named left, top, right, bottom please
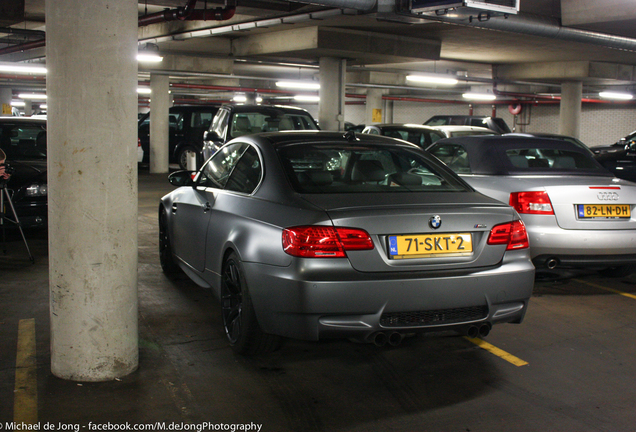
left=149, top=73, right=170, bottom=173
left=24, top=101, right=33, bottom=117
left=319, top=57, right=346, bottom=131
left=384, top=99, right=394, bottom=124
left=0, top=88, right=12, bottom=116
left=366, top=88, right=385, bottom=125
left=46, top=0, right=138, bottom=381
left=559, top=81, right=582, bottom=138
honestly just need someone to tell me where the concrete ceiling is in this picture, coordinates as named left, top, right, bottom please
left=2, top=0, right=636, bottom=105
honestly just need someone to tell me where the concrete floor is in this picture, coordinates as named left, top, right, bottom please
left=2, top=169, right=636, bottom=431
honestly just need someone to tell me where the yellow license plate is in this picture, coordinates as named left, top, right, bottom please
left=577, top=204, right=631, bottom=219
left=388, top=233, right=472, bottom=259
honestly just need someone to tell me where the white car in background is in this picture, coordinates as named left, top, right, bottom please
left=430, top=125, right=500, bottom=138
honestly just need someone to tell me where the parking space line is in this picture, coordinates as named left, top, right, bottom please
left=465, top=337, right=529, bottom=367
left=14, top=318, right=38, bottom=424
left=574, top=279, right=636, bottom=300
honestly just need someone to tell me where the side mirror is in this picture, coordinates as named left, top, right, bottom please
left=168, top=170, right=196, bottom=187
left=203, top=130, right=222, bottom=142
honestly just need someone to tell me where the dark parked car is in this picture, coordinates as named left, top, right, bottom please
left=160, top=131, right=534, bottom=354
left=424, top=115, right=511, bottom=134
left=202, top=104, right=319, bottom=161
left=138, top=105, right=219, bottom=169
left=592, top=130, right=636, bottom=182
left=0, top=117, right=47, bottom=229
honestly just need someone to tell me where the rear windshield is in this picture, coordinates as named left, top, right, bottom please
left=230, top=112, right=318, bottom=138
left=278, top=143, right=470, bottom=193
left=505, top=148, right=603, bottom=172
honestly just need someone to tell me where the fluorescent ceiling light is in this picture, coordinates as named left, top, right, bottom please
left=599, top=91, right=633, bottom=100
left=0, top=63, right=47, bottom=74
left=276, top=81, right=320, bottom=90
left=136, top=53, right=163, bottom=63
left=293, top=95, right=320, bottom=102
left=233, top=95, right=247, bottom=103
left=18, top=93, right=47, bottom=99
left=255, top=96, right=263, bottom=103
left=137, top=87, right=152, bottom=94
left=462, top=92, right=496, bottom=101
left=11, top=101, right=25, bottom=107
left=40, top=104, right=47, bottom=110
left=406, top=75, right=458, bottom=85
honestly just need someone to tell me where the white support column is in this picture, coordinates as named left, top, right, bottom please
left=559, top=81, right=582, bottom=138
left=46, top=0, right=138, bottom=381
left=319, top=57, right=346, bottom=131
left=24, top=101, right=33, bottom=117
left=0, top=88, right=12, bottom=116
left=365, top=88, right=385, bottom=125
left=149, top=73, right=170, bottom=173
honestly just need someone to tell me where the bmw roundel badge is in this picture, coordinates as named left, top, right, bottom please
left=429, top=215, right=442, bottom=229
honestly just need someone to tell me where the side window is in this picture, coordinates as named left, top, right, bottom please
left=429, top=144, right=471, bottom=173
left=198, top=143, right=249, bottom=188
left=173, top=113, right=185, bottom=132
left=191, top=111, right=216, bottom=129
left=225, top=146, right=262, bottom=194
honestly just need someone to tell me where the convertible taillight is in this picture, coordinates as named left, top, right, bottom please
left=282, top=226, right=374, bottom=258
left=487, top=220, right=529, bottom=250
left=509, top=191, right=554, bottom=215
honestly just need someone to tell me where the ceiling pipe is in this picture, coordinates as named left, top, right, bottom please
left=138, top=0, right=237, bottom=27
left=420, top=11, right=636, bottom=53
left=292, top=0, right=377, bottom=12
left=0, top=0, right=237, bottom=55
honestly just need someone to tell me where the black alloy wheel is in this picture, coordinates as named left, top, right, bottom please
left=221, top=252, right=282, bottom=355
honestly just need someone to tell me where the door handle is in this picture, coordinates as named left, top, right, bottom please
left=203, top=202, right=211, bottom=212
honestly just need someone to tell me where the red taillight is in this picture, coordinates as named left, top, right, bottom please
left=487, top=220, right=529, bottom=250
left=282, top=226, right=374, bottom=258
left=137, top=138, right=142, bottom=148
left=509, top=191, right=554, bottom=215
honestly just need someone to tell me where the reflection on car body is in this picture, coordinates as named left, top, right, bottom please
left=160, top=131, right=534, bottom=354
left=427, top=135, right=636, bottom=277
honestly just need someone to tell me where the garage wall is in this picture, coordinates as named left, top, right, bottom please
left=338, top=100, right=636, bottom=148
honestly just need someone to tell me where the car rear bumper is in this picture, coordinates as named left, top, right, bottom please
left=527, top=225, right=636, bottom=267
left=243, top=251, right=535, bottom=341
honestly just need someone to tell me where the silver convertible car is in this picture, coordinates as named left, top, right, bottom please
left=427, top=135, right=636, bottom=277
left=159, top=131, right=535, bottom=354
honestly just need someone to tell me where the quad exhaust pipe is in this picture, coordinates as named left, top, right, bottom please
left=466, top=322, right=492, bottom=338
left=371, top=331, right=404, bottom=347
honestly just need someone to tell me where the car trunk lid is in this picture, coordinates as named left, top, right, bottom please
left=301, top=192, right=519, bottom=273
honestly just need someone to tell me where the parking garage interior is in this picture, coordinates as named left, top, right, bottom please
left=2, top=0, right=636, bottom=430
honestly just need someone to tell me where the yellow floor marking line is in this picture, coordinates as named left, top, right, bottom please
left=574, top=279, right=636, bottom=300
left=465, top=337, right=529, bottom=367
left=14, top=318, right=38, bottom=424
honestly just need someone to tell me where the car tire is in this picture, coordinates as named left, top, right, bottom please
left=177, top=146, right=197, bottom=171
left=597, top=265, right=636, bottom=278
left=221, top=252, right=282, bottom=355
left=159, top=206, right=181, bottom=275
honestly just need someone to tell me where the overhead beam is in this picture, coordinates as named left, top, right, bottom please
left=231, top=26, right=441, bottom=64
left=495, top=61, right=636, bottom=83
left=139, top=54, right=234, bottom=75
